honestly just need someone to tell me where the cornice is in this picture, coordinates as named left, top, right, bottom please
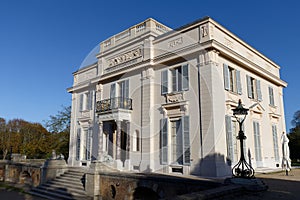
left=212, top=40, right=287, bottom=87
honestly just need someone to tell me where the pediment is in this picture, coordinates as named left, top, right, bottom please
left=249, top=102, right=265, bottom=114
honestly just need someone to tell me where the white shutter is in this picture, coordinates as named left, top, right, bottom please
left=256, top=80, right=262, bottom=101
left=182, top=64, right=189, bottom=91
left=223, top=64, right=230, bottom=90
left=79, top=94, right=84, bottom=111
left=269, top=86, right=274, bottom=106
left=272, top=125, right=279, bottom=161
left=124, top=79, right=129, bottom=98
left=160, top=118, right=168, bottom=164
left=247, top=75, right=253, bottom=98
left=236, top=70, right=242, bottom=95
left=87, top=91, right=93, bottom=110
left=253, top=121, right=262, bottom=162
left=110, top=83, right=116, bottom=109
left=161, top=70, right=168, bottom=95
left=225, top=115, right=234, bottom=163
left=182, top=116, right=190, bottom=165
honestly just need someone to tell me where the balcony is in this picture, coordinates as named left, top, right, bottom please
left=96, top=97, right=132, bottom=113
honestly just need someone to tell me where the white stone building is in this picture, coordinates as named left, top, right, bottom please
left=67, top=17, right=287, bottom=177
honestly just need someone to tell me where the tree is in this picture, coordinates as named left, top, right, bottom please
left=45, top=105, right=71, bottom=160
left=0, top=118, right=52, bottom=159
left=45, top=106, right=71, bottom=133
left=289, top=110, right=300, bottom=161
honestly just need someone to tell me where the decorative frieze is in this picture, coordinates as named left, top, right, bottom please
left=166, top=92, right=184, bottom=103
left=168, top=37, right=183, bottom=48
left=107, top=48, right=142, bottom=68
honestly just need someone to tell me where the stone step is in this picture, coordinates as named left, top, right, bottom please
left=30, top=187, right=75, bottom=200
left=38, top=185, right=87, bottom=196
left=28, top=191, right=59, bottom=200
left=47, top=179, right=85, bottom=190
left=56, top=175, right=84, bottom=182
left=29, top=169, right=92, bottom=200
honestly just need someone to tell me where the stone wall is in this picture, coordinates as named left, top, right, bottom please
left=0, top=159, right=67, bottom=187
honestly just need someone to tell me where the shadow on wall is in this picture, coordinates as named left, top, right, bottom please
left=191, top=153, right=232, bottom=177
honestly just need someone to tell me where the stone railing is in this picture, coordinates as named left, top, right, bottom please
left=100, top=18, right=171, bottom=52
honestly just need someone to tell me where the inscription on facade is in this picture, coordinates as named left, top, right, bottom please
left=168, top=37, right=183, bottom=48
left=108, top=48, right=142, bottom=67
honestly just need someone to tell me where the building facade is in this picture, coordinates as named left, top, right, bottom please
left=67, top=17, right=287, bottom=177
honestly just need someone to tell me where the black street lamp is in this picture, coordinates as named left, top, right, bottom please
left=232, top=99, right=255, bottom=178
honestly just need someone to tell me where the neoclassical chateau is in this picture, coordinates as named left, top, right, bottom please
left=67, top=17, right=287, bottom=177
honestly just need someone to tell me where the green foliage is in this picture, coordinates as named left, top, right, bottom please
left=289, top=110, right=300, bottom=160
left=289, top=126, right=300, bottom=160
left=44, top=105, right=71, bottom=160
left=45, top=106, right=71, bottom=133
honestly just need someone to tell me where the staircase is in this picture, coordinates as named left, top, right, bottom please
left=29, top=169, right=92, bottom=200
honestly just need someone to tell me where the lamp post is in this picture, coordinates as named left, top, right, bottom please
left=232, top=99, right=255, bottom=178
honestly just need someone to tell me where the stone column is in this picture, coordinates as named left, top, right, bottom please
left=115, top=120, right=123, bottom=170
left=116, top=120, right=121, bottom=160
left=126, top=121, right=130, bottom=160
left=124, top=121, right=131, bottom=170
left=97, top=121, right=104, bottom=161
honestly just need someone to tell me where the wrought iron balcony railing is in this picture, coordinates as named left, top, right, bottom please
left=96, top=97, right=132, bottom=113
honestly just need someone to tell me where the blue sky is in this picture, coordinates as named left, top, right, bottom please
left=0, top=0, right=299, bottom=131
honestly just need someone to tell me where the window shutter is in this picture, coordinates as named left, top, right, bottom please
left=124, top=80, right=129, bottom=98
left=79, top=94, right=84, bottom=111
left=182, top=116, right=190, bottom=165
left=269, top=86, right=274, bottom=106
left=172, top=69, right=177, bottom=92
left=110, top=83, right=116, bottom=98
left=246, top=75, right=253, bottom=98
left=110, top=83, right=116, bottom=109
left=76, top=128, right=81, bottom=160
left=225, top=115, right=234, bottom=162
left=223, top=64, right=230, bottom=90
left=256, top=80, right=262, bottom=101
left=86, top=129, right=91, bottom=160
left=87, top=91, right=93, bottom=110
left=253, top=122, right=262, bottom=161
left=182, top=64, right=189, bottom=91
left=272, top=125, right=279, bottom=161
left=236, top=70, right=242, bottom=95
left=161, top=70, right=168, bottom=95
left=160, top=118, right=168, bottom=164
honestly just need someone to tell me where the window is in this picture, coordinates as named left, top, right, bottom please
left=247, top=75, right=262, bottom=101
left=78, top=91, right=94, bottom=111
left=160, top=116, right=190, bottom=165
left=272, top=125, right=279, bottom=162
left=161, top=64, right=189, bottom=94
left=110, top=80, right=129, bottom=108
left=76, top=128, right=81, bottom=160
left=253, top=121, right=262, bottom=162
left=269, top=86, right=275, bottom=106
left=223, top=64, right=242, bottom=94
